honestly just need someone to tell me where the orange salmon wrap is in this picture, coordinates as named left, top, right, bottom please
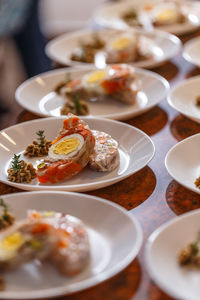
left=37, top=114, right=95, bottom=184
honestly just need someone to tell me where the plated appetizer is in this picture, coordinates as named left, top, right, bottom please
left=178, top=231, right=200, bottom=269
left=0, top=202, right=90, bottom=289
left=121, top=0, right=186, bottom=28
left=7, top=114, right=120, bottom=185
left=54, top=65, right=139, bottom=116
left=71, top=31, right=152, bottom=64
left=95, top=0, right=200, bottom=35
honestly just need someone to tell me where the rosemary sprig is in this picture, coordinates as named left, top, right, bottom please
left=11, top=154, right=22, bottom=171
left=72, top=94, right=81, bottom=114
left=0, top=198, right=10, bottom=221
left=190, top=231, right=200, bottom=256
left=36, top=130, right=46, bottom=147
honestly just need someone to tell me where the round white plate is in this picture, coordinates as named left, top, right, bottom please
left=0, top=116, right=155, bottom=192
left=94, top=0, right=200, bottom=35
left=183, top=36, right=200, bottom=67
left=0, top=191, right=143, bottom=299
left=15, top=66, right=169, bottom=120
left=165, top=133, right=200, bottom=195
left=168, top=76, right=200, bottom=124
left=145, top=209, right=200, bottom=300
left=45, top=28, right=181, bottom=69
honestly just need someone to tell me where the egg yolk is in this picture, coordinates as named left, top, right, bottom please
left=87, top=70, right=107, bottom=83
left=1, top=232, right=25, bottom=252
left=156, top=9, right=177, bottom=21
left=53, top=137, right=80, bottom=155
left=111, top=37, right=131, bottom=51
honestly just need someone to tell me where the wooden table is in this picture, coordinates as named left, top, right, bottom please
left=1, top=29, right=200, bottom=300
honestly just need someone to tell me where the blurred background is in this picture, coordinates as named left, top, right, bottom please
left=0, top=0, right=105, bottom=123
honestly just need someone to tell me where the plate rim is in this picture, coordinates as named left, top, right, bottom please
left=15, top=66, right=170, bottom=120
left=45, top=27, right=182, bottom=68
left=0, top=116, right=155, bottom=192
left=167, top=74, right=200, bottom=123
left=165, top=132, right=200, bottom=194
left=145, top=208, right=200, bottom=300
left=0, top=190, right=143, bottom=299
left=183, top=36, right=200, bottom=67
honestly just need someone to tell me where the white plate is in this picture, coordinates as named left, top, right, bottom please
left=94, top=0, right=200, bottom=35
left=45, top=28, right=181, bottom=68
left=0, top=116, right=155, bottom=192
left=0, top=191, right=142, bottom=299
left=15, top=66, right=169, bottom=120
left=145, top=209, right=200, bottom=300
left=165, top=133, right=200, bottom=195
left=183, top=36, right=200, bottom=67
left=168, top=76, right=200, bottom=124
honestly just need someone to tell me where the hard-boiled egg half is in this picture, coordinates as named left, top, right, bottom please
left=147, top=2, right=182, bottom=25
left=0, top=230, right=25, bottom=260
left=48, top=133, right=84, bottom=160
left=106, top=33, right=138, bottom=63
left=81, top=69, right=108, bottom=94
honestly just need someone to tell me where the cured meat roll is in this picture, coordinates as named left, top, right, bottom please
left=29, top=210, right=90, bottom=275
left=89, top=130, right=120, bottom=172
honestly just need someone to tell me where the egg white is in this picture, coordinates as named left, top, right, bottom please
left=48, top=133, right=84, bottom=160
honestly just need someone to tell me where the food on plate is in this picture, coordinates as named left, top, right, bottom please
left=142, top=1, right=185, bottom=26
left=0, top=199, right=15, bottom=231
left=194, top=176, right=200, bottom=189
left=178, top=231, right=200, bottom=269
left=61, top=65, right=138, bottom=105
left=71, top=33, right=105, bottom=63
left=70, top=31, right=152, bottom=64
left=122, top=9, right=141, bottom=27
left=24, top=130, right=52, bottom=157
left=89, top=130, right=120, bottom=172
left=0, top=208, right=90, bottom=277
left=195, top=95, right=200, bottom=107
left=60, top=94, right=89, bottom=116
left=28, top=210, right=90, bottom=275
left=7, top=154, right=36, bottom=183
left=54, top=74, right=89, bottom=116
left=7, top=114, right=120, bottom=185
left=37, top=114, right=95, bottom=183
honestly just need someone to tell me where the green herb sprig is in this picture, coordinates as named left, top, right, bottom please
left=11, top=154, right=22, bottom=171
left=0, top=198, right=10, bottom=221
left=36, top=130, right=46, bottom=147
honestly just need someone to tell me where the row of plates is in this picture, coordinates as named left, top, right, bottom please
left=1, top=190, right=200, bottom=300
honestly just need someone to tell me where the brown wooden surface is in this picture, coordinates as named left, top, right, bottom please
left=1, top=29, right=200, bottom=300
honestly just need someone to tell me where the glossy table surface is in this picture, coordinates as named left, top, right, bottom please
left=1, top=29, right=200, bottom=300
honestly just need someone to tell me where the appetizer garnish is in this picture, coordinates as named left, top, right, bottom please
left=54, top=74, right=89, bottom=116
left=0, top=209, right=90, bottom=277
left=71, top=34, right=105, bottom=63
left=37, top=114, right=95, bottom=183
left=195, top=95, right=200, bottom=107
left=62, top=65, right=138, bottom=105
left=7, top=154, right=36, bottom=183
left=178, top=232, right=200, bottom=268
left=194, top=176, right=200, bottom=189
left=24, top=130, right=52, bottom=157
left=122, top=9, right=141, bottom=27
left=60, top=94, right=89, bottom=116
left=0, top=199, right=15, bottom=231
